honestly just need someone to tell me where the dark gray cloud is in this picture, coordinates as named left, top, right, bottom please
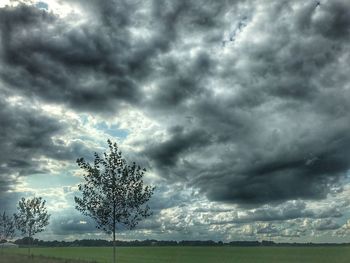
left=139, top=0, right=350, bottom=206
left=0, top=3, right=141, bottom=113
left=149, top=52, right=214, bottom=109
left=0, top=0, right=223, bottom=114
left=0, top=97, right=61, bottom=174
left=146, top=126, right=211, bottom=169
left=205, top=200, right=343, bottom=227
left=235, top=201, right=342, bottom=223
left=0, top=96, right=92, bottom=211
left=314, top=219, right=340, bottom=231
left=1, top=0, right=350, bottom=229
left=51, top=214, right=98, bottom=235
left=256, top=223, right=278, bottom=234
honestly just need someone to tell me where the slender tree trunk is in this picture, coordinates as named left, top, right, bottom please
left=28, top=227, right=32, bottom=257
left=28, top=225, right=34, bottom=257
left=112, top=170, right=117, bottom=263
left=113, top=229, right=116, bottom=263
left=28, top=235, right=31, bottom=257
left=113, top=201, right=116, bottom=263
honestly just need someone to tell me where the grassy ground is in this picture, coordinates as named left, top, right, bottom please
left=0, top=253, right=94, bottom=263
left=3, top=246, right=350, bottom=263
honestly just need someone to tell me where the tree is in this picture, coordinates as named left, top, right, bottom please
left=75, top=140, right=154, bottom=263
left=0, top=211, right=15, bottom=243
left=14, top=197, right=50, bottom=255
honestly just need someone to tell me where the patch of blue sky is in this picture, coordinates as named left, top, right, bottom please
left=337, top=210, right=350, bottom=227
left=80, top=114, right=89, bottom=126
left=345, top=170, right=350, bottom=183
left=95, top=121, right=128, bottom=139
left=25, top=171, right=81, bottom=190
left=35, top=1, right=48, bottom=10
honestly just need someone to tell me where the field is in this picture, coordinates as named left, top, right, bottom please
left=2, top=246, right=350, bottom=263
left=0, top=253, right=91, bottom=263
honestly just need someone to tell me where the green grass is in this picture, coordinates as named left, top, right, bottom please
left=0, top=253, right=93, bottom=263
left=3, top=246, right=350, bottom=263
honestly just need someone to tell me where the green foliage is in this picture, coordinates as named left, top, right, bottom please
left=75, top=140, right=154, bottom=234
left=0, top=211, right=15, bottom=241
left=13, top=197, right=50, bottom=239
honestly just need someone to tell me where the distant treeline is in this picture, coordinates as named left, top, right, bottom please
left=3, top=238, right=350, bottom=247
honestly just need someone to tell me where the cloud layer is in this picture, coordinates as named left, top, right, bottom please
left=1, top=0, right=350, bottom=241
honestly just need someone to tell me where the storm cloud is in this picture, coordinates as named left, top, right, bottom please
left=139, top=0, right=350, bottom=205
left=1, top=0, right=350, bottom=241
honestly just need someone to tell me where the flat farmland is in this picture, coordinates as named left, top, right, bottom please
left=3, top=246, right=350, bottom=263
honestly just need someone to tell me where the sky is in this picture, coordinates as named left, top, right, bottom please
left=0, top=0, right=350, bottom=243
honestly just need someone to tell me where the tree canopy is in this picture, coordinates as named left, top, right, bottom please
left=14, top=197, right=50, bottom=239
left=0, top=211, right=15, bottom=241
left=75, top=139, right=154, bottom=263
